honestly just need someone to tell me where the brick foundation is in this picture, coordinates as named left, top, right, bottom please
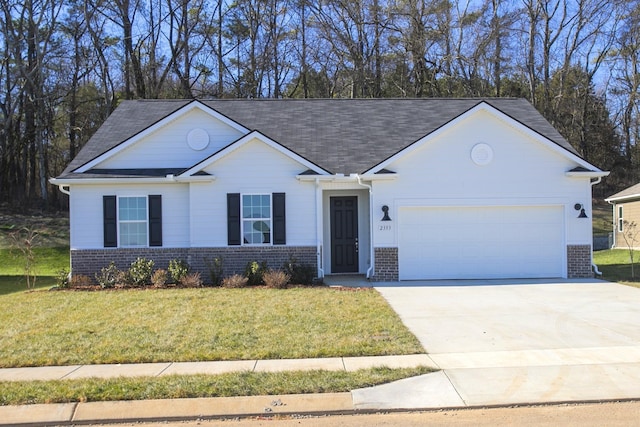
left=372, top=247, right=398, bottom=282
left=71, top=246, right=317, bottom=284
left=567, top=244, right=593, bottom=278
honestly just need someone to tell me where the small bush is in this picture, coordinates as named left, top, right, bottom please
left=168, top=259, right=190, bottom=284
left=95, top=262, right=120, bottom=289
left=116, top=270, right=133, bottom=287
left=69, top=274, right=93, bottom=287
left=221, top=274, right=248, bottom=288
left=263, top=269, right=291, bottom=289
left=283, top=257, right=316, bottom=285
left=129, top=257, right=154, bottom=287
left=244, top=260, right=267, bottom=286
left=204, top=256, right=224, bottom=286
left=180, top=272, right=203, bottom=288
left=151, top=269, right=168, bottom=287
left=55, top=269, right=70, bottom=289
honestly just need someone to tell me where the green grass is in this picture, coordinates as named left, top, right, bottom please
left=0, top=246, right=70, bottom=295
left=0, top=247, right=70, bottom=276
left=0, top=366, right=434, bottom=406
left=594, top=249, right=640, bottom=288
left=592, top=201, right=613, bottom=236
left=0, top=287, right=424, bottom=368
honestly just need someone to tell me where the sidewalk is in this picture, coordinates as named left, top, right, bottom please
left=0, top=354, right=437, bottom=426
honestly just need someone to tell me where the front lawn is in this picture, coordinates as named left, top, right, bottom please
left=0, top=287, right=424, bottom=368
left=593, top=249, right=640, bottom=288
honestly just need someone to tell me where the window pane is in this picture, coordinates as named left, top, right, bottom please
left=243, top=220, right=271, bottom=244
left=119, top=197, right=147, bottom=246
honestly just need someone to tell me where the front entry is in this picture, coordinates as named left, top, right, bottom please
left=330, top=196, right=359, bottom=273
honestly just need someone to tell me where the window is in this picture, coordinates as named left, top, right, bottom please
left=619, top=206, right=624, bottom=232
left=103, top=195, right=162, bottom=248
left=227, top=193, right=285, bottom=246
left=119, top=196, right=148, bottom=246
left=242, top=194, right=271, bottom=244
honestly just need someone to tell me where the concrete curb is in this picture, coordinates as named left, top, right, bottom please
left=0, top=393, right=355, bottom=426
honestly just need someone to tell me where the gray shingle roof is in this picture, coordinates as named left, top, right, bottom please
left=58, top=98, right=582, bottom=178
left=606, top=182, right=640, bottom=202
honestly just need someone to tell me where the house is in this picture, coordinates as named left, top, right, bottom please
left=50, top=98, right=608, bottom=282
left=605, top=183, right=640, bottom=249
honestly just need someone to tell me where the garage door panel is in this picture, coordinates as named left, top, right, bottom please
left=398, top=206, right=564, bottom=280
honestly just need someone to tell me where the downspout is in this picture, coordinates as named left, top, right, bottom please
left=354, top=174, right=374, bottom=279
left=56, top=185, right=70, bottom=196
left=591, top=177, right=604, bottom=276
left=315, top=178, right=324, bottom=278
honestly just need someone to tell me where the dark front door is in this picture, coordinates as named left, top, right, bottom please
left=330, top=196, right=359, bottom=273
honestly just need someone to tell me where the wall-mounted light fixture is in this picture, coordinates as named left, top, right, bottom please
left=574, top=203, right=588, bottom=218
left=381, top=205, right=391, bottom=221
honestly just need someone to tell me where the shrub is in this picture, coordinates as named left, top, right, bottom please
left=151, top=269, right=168, bottom=287
left=263, top=269, right=291, bottom=289
left=168, top=259, right=190, bottom=284
left=221, top=274, right=248, bottom=288
left=95, top=262, right=120, bottom=289
left=9, top=227, right=39, bottom=289
left=180, top=272, right=203, bottom=288
left=283, top=257, right=316, bottom=285
left=244, top=260, right=267, bottom=286
left=129, top=257, right=154, bottom=287
left=55, top=269, right=70, bottom=289
left=69, top=274, right=93, bottom=287
left=204, top=256, right=224, bottom=286
left=116, top=270, right=133, bottom=287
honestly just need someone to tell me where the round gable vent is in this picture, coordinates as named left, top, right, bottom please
left=471, top=143, right=493, bottom=166
left=187, top=128, right=210, bottom=151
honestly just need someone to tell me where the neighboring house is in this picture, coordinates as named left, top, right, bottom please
left=605, top=183, right=640, bottom=249
left=50, top=98, right=608, bottom=282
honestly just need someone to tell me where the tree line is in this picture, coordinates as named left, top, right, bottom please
left=1, top=0, right=638, bottom=209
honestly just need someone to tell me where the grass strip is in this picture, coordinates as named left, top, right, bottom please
left=593, top=249, right=640, bottom=288
left=0, top=366, right=435, bottom=406
left=0, top=287, right=424, bottom=367
left=0, top=247, right=70, bottom=276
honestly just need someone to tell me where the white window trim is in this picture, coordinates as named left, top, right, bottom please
left=618, top=205, right=624, bottom=233
left=118, top=195, right=149, bottom=247
left=241, top=193, right=272, bottom=246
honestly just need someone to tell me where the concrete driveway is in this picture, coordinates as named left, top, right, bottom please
left=353, top=279, right=640, bottom=409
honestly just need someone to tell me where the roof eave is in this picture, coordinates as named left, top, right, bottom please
left=565, top=171, right=610, bottom=178
left=49, top=175, right=216, bottom=185
left=296, top=173, right=397, bottom=182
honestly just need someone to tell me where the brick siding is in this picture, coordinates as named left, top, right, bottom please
left=71, top=246, right=317, bottom=284
left=372, top=247, right=398, bottom=282
left=567, top=244, right=593, bottom=278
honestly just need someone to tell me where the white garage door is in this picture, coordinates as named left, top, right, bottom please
left=398, top=206, right=565, bottom=280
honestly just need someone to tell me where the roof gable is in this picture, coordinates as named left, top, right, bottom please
left=181, top=130, right=329, bottom=177
left=73, top=101, right=248, bottom=173
left=365, top=102, right=602, bottom=174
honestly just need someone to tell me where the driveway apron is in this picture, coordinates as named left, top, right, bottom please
left=354, top=280, right=640, bottom=409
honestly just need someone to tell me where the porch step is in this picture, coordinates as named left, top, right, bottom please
left=323, top=274, right=369, bottom=287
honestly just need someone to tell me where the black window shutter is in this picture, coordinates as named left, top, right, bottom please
left=227, top=193, right=241, bottom=245
left=103, top=195, right=117, bottom=247
left=272, top=192, right=286, bottom=245
left=148, top=195, right=163, bottom=247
